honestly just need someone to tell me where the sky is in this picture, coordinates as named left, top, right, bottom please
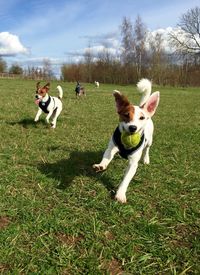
left=0, top=0, right=200, bottom=77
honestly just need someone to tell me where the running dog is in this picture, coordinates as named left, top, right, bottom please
left=95, top=81, right=100, bottom=88
left=34, top=82, right=63, bottom=128
left=93, top=79, right=160, bottom=203
left=75, top=82, right=86, bottom=98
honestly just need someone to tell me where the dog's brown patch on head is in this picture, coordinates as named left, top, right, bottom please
left=119, top=104, right=135, bottom=122
left=113, top=91, right=135, bottom=122
left=36, top=82, right=50, bottom=97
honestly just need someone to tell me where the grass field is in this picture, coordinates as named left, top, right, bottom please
left=0, top=78, right=199, bottom=274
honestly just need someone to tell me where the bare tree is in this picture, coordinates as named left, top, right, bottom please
left=120, top=17, right=134, bottom=65
left=97, top=46, right=116, bottom=83
left=132, top=15, right=148, bottom=79
left=43, top=58, right=54, bottom=80
left=148, top=32, right=167, bottom=84
left=120, top=16, right=147, bottom=81
left=120, top=17, right=136, bottom=83
left=84, top=45, right=94, bottom=83
left=170, top=6, right=200, bottom=55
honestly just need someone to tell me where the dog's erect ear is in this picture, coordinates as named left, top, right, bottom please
left=113, top=90, right=131, bottom=113
left=36, top=82, right=40, bottom=90
left=44, top=83, right=50, bottom=90
left=142, top=91, right=160, bottom=117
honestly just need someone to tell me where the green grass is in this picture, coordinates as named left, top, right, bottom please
left=0, top=78, right=199, bottom=274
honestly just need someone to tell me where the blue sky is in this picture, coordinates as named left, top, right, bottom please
left=0, top=0, right=199, bottom=77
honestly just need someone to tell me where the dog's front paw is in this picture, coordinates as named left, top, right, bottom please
left=115, top=191, right=127, bottom=203
left=92, top=164, right=106, bottom=173
left=143, top=156, right=150, bottom=165
left=50, top=123, right=56, bottom=129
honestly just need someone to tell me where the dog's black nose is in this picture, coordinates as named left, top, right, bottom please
left=129, top=125, right=137, bottom=133
left=35, top=95, right=39, bottom=99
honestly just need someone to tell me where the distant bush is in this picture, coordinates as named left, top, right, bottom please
left=9, top=64, right=23, bottom=75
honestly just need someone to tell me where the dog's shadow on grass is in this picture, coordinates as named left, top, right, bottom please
left=9, top=118, right=46, bottom=128
left=37, top=149, right=116, bottom=197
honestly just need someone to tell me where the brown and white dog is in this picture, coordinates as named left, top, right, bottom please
left=93, top=79, right=160, bottom=203
left=34, top=82, right=63, bottom=128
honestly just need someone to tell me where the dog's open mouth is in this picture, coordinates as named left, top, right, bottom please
left=35, top=98, right=41, bottom=105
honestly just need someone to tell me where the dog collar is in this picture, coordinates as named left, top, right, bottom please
left=39, top=96, right=51, bottom=114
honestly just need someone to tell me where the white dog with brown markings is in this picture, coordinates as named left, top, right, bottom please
left=34, top=82, right=63, bottom=128
left=93, top=78, right=160, bottom=203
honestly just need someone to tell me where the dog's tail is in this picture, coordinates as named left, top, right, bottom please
left=137, top=78, right=152, bottom=107
left=57, top=85, right=63, bottom=100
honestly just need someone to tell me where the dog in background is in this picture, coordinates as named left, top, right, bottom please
left=95, top=81, right=100, bottom=88
left=75, top=82, right=86, bottom=98
left=93, top=79, right=160, bottom=203
left=34, top=82, right=63, bottom=128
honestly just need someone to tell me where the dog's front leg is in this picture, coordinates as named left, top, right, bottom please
left=34, top=108, right=42, bottom=122
left=93, top=138, right=119, bottom=172
left=143, top=145, right=150, bottom=164
left=115, top=152, right=142, bottom=203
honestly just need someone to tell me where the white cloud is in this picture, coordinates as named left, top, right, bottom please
left=169, top=27, right=200, bottom=53
left=66, top=31, right=122, bottom=62
left=0, top=32, right=29, bottom=56
left=17, top=56, right=64, bottom=66
left=146, top=27, right=174, bottom=52
left=148, top=26, right=200, bottom=54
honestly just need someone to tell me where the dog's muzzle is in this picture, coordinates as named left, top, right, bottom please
left=129, top=125, right=137, bottom=133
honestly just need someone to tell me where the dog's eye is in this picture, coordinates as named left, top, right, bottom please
left=139, top=116, right=145, bottom=120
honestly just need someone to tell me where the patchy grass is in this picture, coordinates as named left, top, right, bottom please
left=0, top=78, right=200, bottom=274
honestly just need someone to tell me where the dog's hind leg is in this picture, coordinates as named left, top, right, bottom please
left=93, top=139, right=119, bottom=172
left=51, top=107, right=62, bottom=128
left=46, top=109, right=54, bottom=124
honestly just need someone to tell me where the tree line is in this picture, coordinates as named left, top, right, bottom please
left=0, top=58, right=55, bottom=80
